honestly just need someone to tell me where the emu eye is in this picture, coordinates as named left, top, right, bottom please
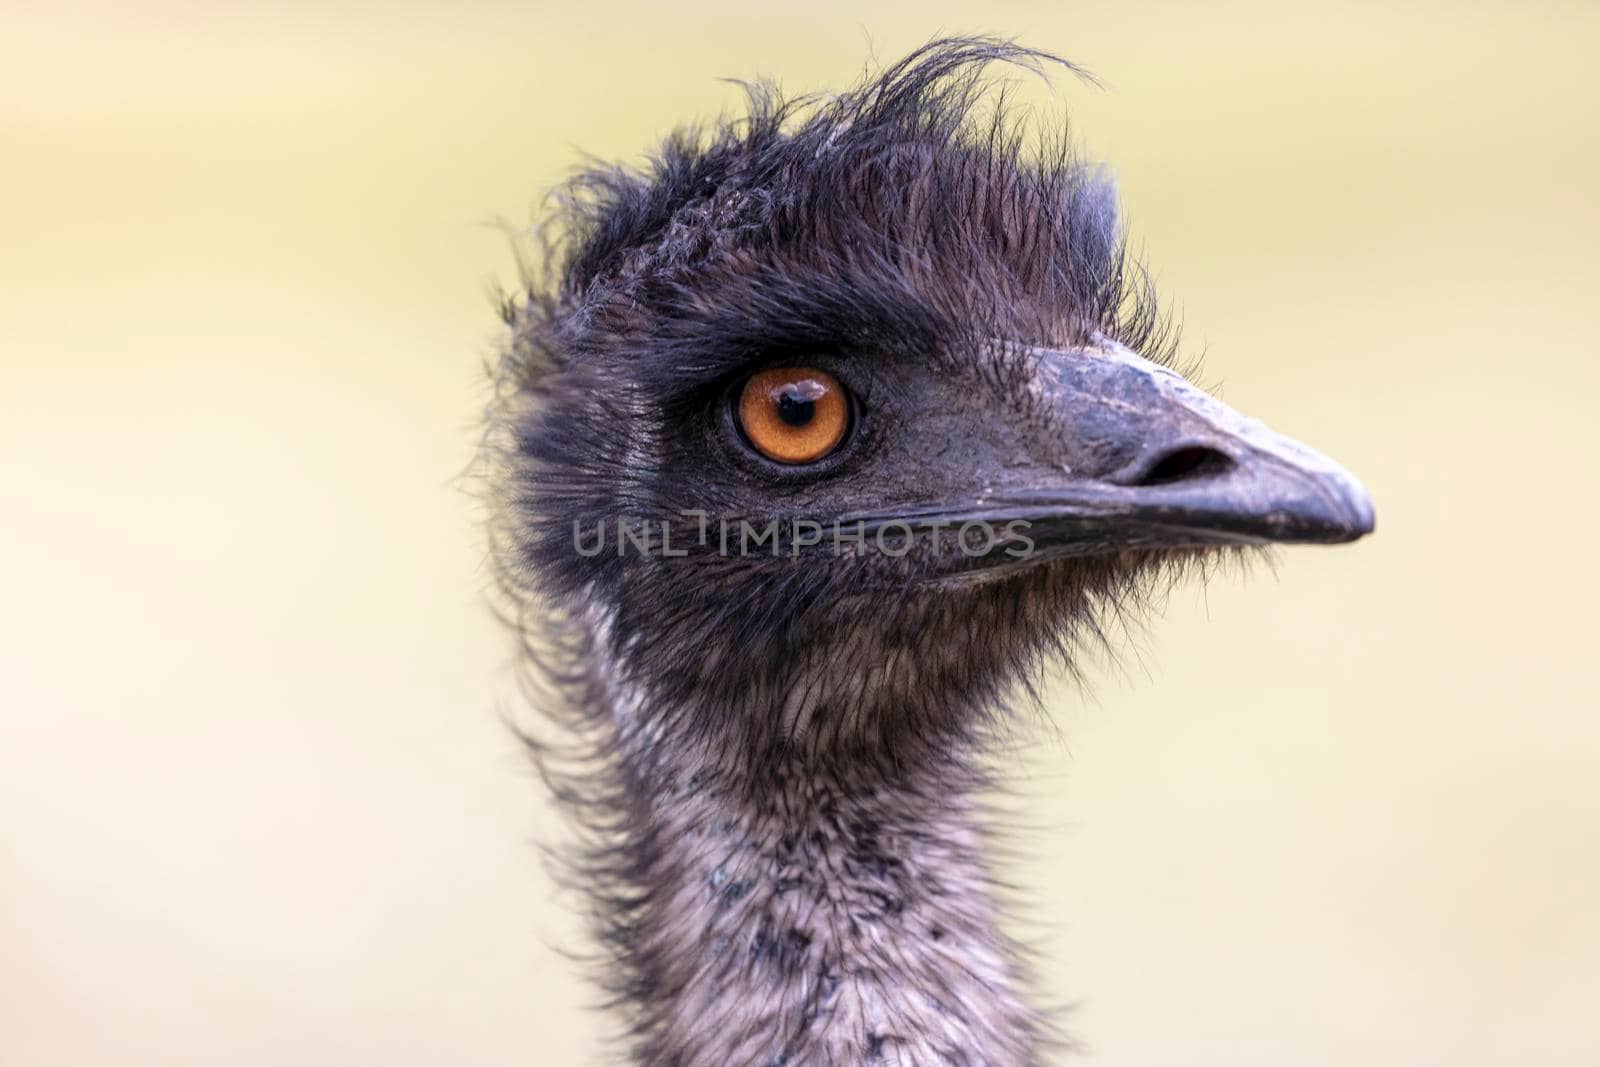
left=737, top=367, right=850, bottom=464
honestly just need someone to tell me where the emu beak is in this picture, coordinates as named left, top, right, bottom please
left=1013, top=340, right=1375, bottom=548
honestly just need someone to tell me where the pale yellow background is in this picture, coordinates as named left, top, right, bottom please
left=4, top=2, right=1597, bottom=1064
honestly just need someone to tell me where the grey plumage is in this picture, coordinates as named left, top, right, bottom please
left=487, top=36, right=1373, bottom=1066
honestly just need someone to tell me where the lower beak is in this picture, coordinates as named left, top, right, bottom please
left=1009, top=340, right=1374, bottom=548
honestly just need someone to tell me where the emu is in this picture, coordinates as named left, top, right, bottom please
left=489, top=38, right=1373, bottom=1066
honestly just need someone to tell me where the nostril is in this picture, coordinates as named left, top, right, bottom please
left=1134, top=446, right=1235, bottom=487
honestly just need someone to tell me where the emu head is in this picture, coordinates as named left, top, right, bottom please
left=496, top=40, right=1373, bottom=764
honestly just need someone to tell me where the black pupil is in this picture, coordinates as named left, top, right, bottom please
left=776, top=388, right=815, bottom=427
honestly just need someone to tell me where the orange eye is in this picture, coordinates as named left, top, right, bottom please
left=737, top=367, right=850, bottom=465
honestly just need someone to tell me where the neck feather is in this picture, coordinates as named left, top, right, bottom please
left=572, top=617, right=1050, bottom=1066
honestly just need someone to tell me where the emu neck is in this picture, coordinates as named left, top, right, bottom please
left=598, top=668, right=1045, bottom=1065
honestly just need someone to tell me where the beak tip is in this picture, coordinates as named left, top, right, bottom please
left=1312, top=473, right=1375, bottom=543
left=1243, top=466, right=1375, bottom=545
left=1350, top=495, right=1376, bottom=539
left=1336, top=477, right=1376, bottom=535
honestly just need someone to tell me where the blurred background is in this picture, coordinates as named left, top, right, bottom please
left=3, top=2, right=1597, bottom=1064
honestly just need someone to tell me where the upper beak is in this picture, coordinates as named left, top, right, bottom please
left=1008, top=340, right=1375, bottom=548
